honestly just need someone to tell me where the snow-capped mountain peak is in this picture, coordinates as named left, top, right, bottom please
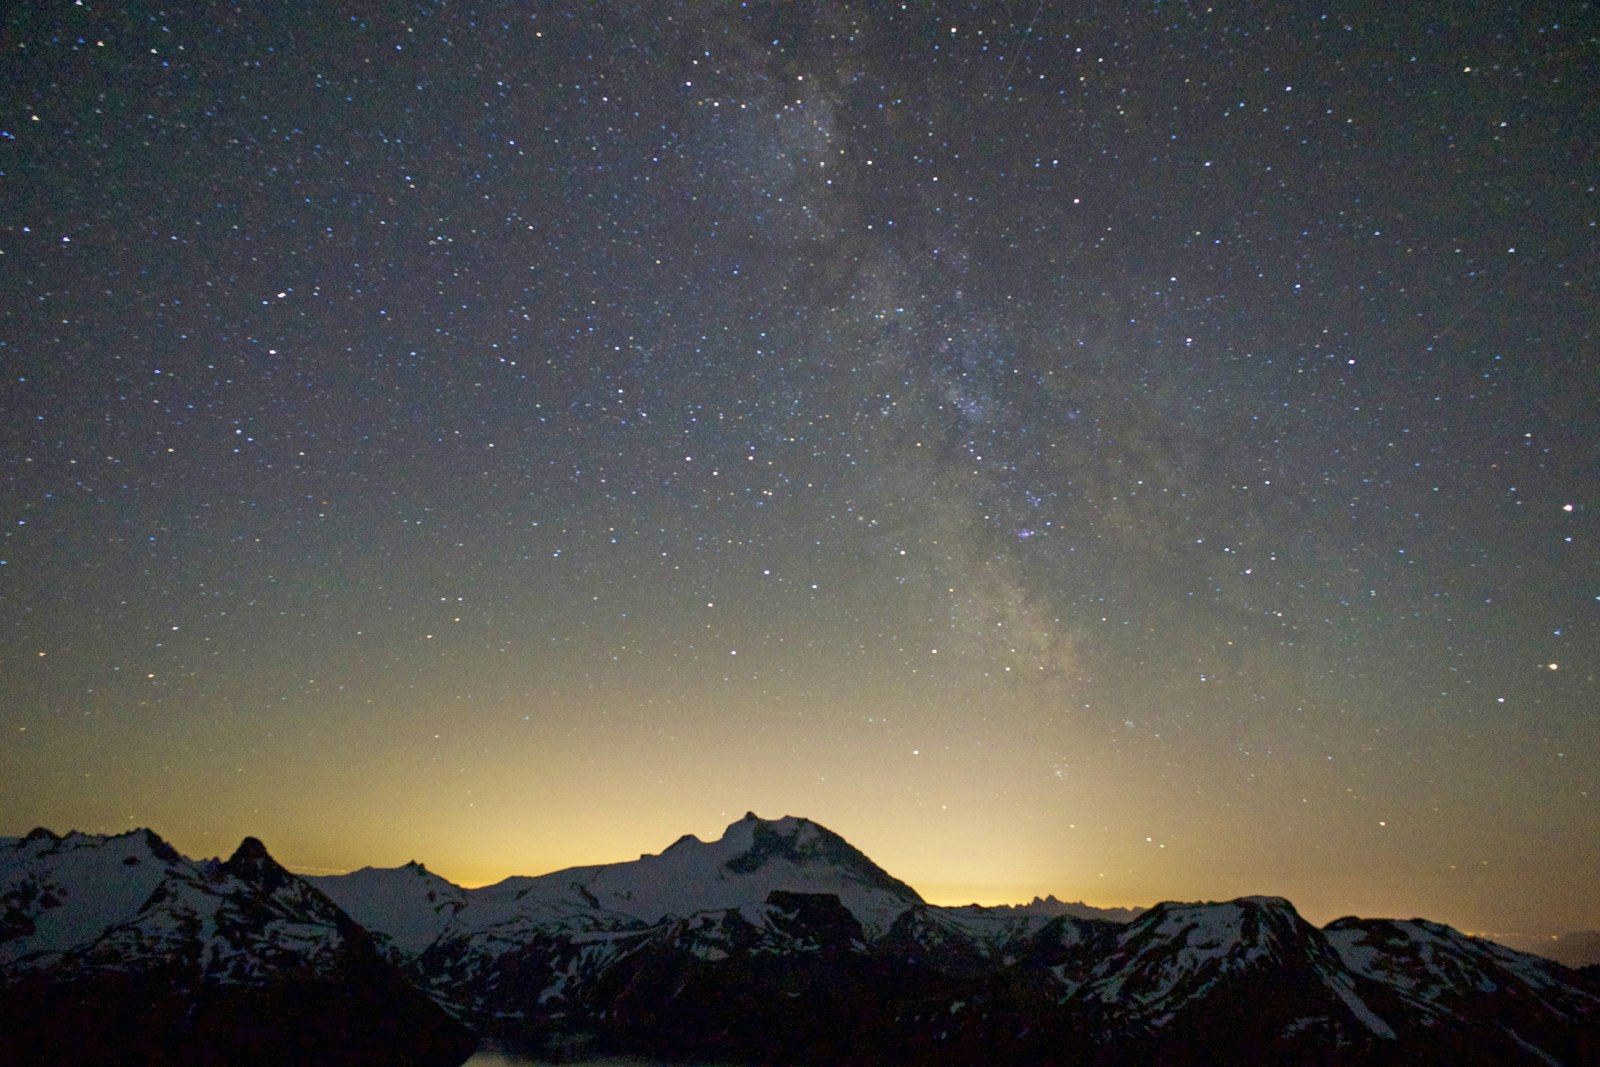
left=1, top=827, right=187, bottom=967
left=1072, top=895, right=1399, bottom=1043
left=461, top=813, right=923, bottom=939
left=1325, top=916, right=1600, bottom=1023
left=307, top=859, right=469, bottom=956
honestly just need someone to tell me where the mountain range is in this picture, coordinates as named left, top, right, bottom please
left=4, top=813, right=1597, bottom=1065
left=0, top=827, right=474, bottom=1066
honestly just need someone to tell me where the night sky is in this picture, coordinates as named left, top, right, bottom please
left=3, top=2, right=1596, bottom=949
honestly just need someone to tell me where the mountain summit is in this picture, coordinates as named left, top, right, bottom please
left=451, top=812, right=924, bottom=936
left=721, top=812, right=921, bottom=895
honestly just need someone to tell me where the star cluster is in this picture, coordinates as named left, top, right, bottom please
left=3, top=2, right=1596, bottom=946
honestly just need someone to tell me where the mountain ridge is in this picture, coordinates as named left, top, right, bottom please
left=6, top=816, right=1598, bottom=1065
left=0, top=824, right=476, bottom=1066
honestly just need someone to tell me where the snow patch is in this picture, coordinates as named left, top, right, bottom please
left=1327, top=970, right=1395, bottom=1039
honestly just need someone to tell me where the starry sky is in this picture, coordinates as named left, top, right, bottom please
left=3, top=2, right=1597, bottom=948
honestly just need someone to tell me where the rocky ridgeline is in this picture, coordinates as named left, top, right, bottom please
left=0, top=827, right=474, bottom=1067
left=5, top=815, right=1598, bottom=1065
